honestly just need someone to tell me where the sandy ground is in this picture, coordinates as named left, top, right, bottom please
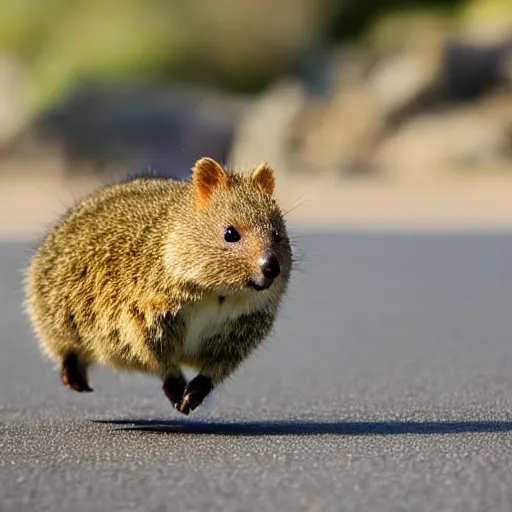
left=2, top=156, right=512, bottom=239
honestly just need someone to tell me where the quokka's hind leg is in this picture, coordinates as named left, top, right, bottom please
left=61, top=352, right=93, bottom=392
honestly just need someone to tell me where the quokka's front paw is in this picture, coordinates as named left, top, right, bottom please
left=177, top=375, right=213, bottom=415
left=162, top=374, right=187, bottom=410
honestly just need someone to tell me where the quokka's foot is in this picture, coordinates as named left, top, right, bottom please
left=178, top=375, right=213, bottom=415
left=162, top=374, right=187, bottom=411
left=61, top=353, right=93, bottom=392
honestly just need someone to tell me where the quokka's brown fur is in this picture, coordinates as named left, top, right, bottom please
left=25, top=157, right=293, bottom=414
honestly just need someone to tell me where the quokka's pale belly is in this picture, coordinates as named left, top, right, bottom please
left=180, top=291, right=269, bottom=358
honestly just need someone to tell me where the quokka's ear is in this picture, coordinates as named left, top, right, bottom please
left=192, top=157, right=228, bottom=207
left=251, top=163, right=275, bottom=196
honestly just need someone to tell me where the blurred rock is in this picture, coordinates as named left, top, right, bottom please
left=368, top=50, right=440, bottom=119
left=5, top=2, right=512, bottom=185
left=385, top=36, right=512, bottom=132
left=286, top=85, right=383, bottom=176
left=298, top=44, right=376, bottom=98
left=438, top=37, right=512, bottom=100
left=374, top=91, right=512, bottom=180
left=228, top=79, right=307, bottom=175
left=7, top=82, right=248, bottom=180
left=278, top=18, right=447, bottom=177
left=282, top=46, right=379, bottom=176
left=278, top=22, right=512, bottom=180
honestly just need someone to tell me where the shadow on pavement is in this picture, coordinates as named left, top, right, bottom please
left=93, top=419, right=512, bottom=436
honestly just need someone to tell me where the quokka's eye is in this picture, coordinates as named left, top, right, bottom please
left=224, top=226, right=241, bottom=243
left=272, top=230, right=282, bottom=243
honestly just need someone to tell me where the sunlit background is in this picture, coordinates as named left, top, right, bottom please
left=0, top=0, right=511, bottom=237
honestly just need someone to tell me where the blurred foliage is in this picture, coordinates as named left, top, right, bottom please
left=0, top=0, right=193, bottom=111
left=460, top=0, right=512, bottom=21
left=363, top=8, right=454, bottom=54
left=0, top=0, right=510, bottom=116
left=0, top=0, right=330, bottom=112
left=326, top=0, right=465, bottom=41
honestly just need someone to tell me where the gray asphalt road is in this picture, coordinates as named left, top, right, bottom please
left=2, top=231, right=512, bottom=512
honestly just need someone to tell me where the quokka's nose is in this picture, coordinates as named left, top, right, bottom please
left=261, top=255, right=281, bottom=279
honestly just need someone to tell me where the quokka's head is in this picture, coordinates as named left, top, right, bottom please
left=166, top=157, right=293, bottom=296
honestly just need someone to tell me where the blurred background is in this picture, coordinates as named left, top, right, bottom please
left=0, top=0, right=512, bottom=237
